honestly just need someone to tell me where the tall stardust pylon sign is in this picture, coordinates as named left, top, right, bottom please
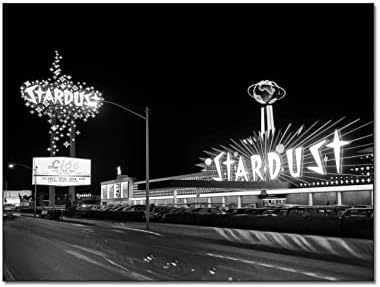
left=21, top=51, right=104, bottom=154
left=21, top=51, right=104, bottom=205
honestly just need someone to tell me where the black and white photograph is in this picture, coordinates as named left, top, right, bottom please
left=2, top=2, right=374, bottom=282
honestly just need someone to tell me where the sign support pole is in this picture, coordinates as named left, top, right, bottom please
left=69, top=125, right=76, bottom=206
left=49, top=117, right=56, bottom=207
left=34, top=172, right=37, bottom=218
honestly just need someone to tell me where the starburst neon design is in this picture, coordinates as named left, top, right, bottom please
left=198, top=118, right=373, bottom=187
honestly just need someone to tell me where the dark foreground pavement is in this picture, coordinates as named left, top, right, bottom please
left=3, top=215, right=373, bottom=281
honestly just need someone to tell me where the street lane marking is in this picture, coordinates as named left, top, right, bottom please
left=3, top=265, right=16, bottom=281
left=206, top=253, right=338, bottom=281
left=65, top=249, right=102, bottom=265
left=58, top=240, right=153, bottom=280
left=64, top=249, right=152, bottom=280
left=105, top=258, right=152, bottom=280
left=112, top=225, right=162, bottom=237
left=53, top=239, right=107, bottom=257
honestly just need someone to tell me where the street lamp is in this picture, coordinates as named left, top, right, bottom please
left=103, top=100, right=150, bottom=230
left=8, top=163, right=38, bottom=218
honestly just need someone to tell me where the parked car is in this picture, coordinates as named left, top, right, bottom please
left=99, top=205, right=113, bottom=211
left=161, top=207, right=194, bottom=221
left=110, top=205, right=127, bottom=212
left=260, top=208, right=288, bottom=216
left=125, top=205, right=147, bottom=212
left=226, top=208, right=249, bottom=215
left=188, top=208, right=226, bottom=215
left=124, top=205, right=155, bottom=221
left=100, top=205, right=115, bottom=212
left=89, top=205, right=101, bottom=211
left=3, top=204, right=16, bottom=220
left=234, top=208, right=269, bottom=216
left=340, top=208, right=373, bottom=218
left=151, top=206, right=177, bottom=221
left=3, top=204, right=16, bottom=212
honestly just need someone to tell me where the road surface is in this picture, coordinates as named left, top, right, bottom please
left=3, top=215, right=373, bottom=281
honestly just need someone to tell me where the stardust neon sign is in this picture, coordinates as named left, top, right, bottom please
left=22, top=85, right=101, bottom=108
left=206, top=130, right=350, bottom=182
left=21, top=51, right=104, bottom=154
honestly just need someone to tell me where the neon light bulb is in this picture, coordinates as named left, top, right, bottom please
left=326, top=130, right=350, bottom=173
left=286, top=147, right=303, bottom=177
left=223, top=152, right=235, bottom=181
left=268, top=152, right=281, bottom=180
left=212, top=152, right=224, bottom=181
left=250, top=155, right=264, bottom=181
left=307, top=140, right=326, bottom=175
left=235, top=156, right=248, bottom=181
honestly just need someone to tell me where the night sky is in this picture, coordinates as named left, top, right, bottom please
left=3, top=4, right=374, bottom=194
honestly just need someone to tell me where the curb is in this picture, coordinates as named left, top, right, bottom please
left=17, top=213, right=374, bottom=264
left=144, top=223, right=373, bottom=265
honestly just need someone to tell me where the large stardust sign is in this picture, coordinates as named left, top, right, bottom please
left=21, top=51, right=104, bottom=154
left=33, top=157, right=91, bottom=186
left=204, top=129, right=350, bottom=182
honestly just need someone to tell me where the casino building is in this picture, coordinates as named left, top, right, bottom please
left=101, top=154, right=373, bottom=208
left=100, top=81, right=374, bottom=208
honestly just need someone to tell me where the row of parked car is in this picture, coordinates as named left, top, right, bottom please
left=75, top=203, right=374, bottom=222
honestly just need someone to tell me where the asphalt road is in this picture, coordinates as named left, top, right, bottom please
left=3, top=215, right=373, bottom=281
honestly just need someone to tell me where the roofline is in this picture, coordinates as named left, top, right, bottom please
left=134, top=171, right=212, bottom=184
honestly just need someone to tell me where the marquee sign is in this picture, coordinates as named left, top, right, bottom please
left=32, top=157, right=91, bottom=186
left=21, top=51, right=104, bottom=154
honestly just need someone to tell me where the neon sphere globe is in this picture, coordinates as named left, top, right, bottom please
left=247, top=80, right=286, bottom=105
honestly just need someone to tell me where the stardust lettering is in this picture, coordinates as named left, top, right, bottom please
left=210, top=130, right=349, bottom=182
left=23, top=86, right=99, bottom=107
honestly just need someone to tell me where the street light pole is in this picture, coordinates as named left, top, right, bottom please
left=8, top=163, right=38, bottom=218
left=145, top=107, right=150, bottom=230
left=34, top=171, right=37, bottom=218
left=103, top=100, right=151, bottom=230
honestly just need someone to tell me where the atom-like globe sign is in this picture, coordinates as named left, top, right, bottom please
left=247, top=80, right=286, bottom=105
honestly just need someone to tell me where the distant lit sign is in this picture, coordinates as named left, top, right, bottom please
left=115, top=183, right=120, bottom=198
left=107, top=184, right=114, bottom=199
left=101, top=185, right=107, bottom=199
left=33, top=157, right=91, bottom=186
left=121, top=181, right=129, bottom=198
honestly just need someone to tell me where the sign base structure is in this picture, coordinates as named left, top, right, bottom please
left=33, top=157, right=91, bottom=190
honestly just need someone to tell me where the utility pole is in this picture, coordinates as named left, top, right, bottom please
left=145, top=107, right=150, bottom=230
